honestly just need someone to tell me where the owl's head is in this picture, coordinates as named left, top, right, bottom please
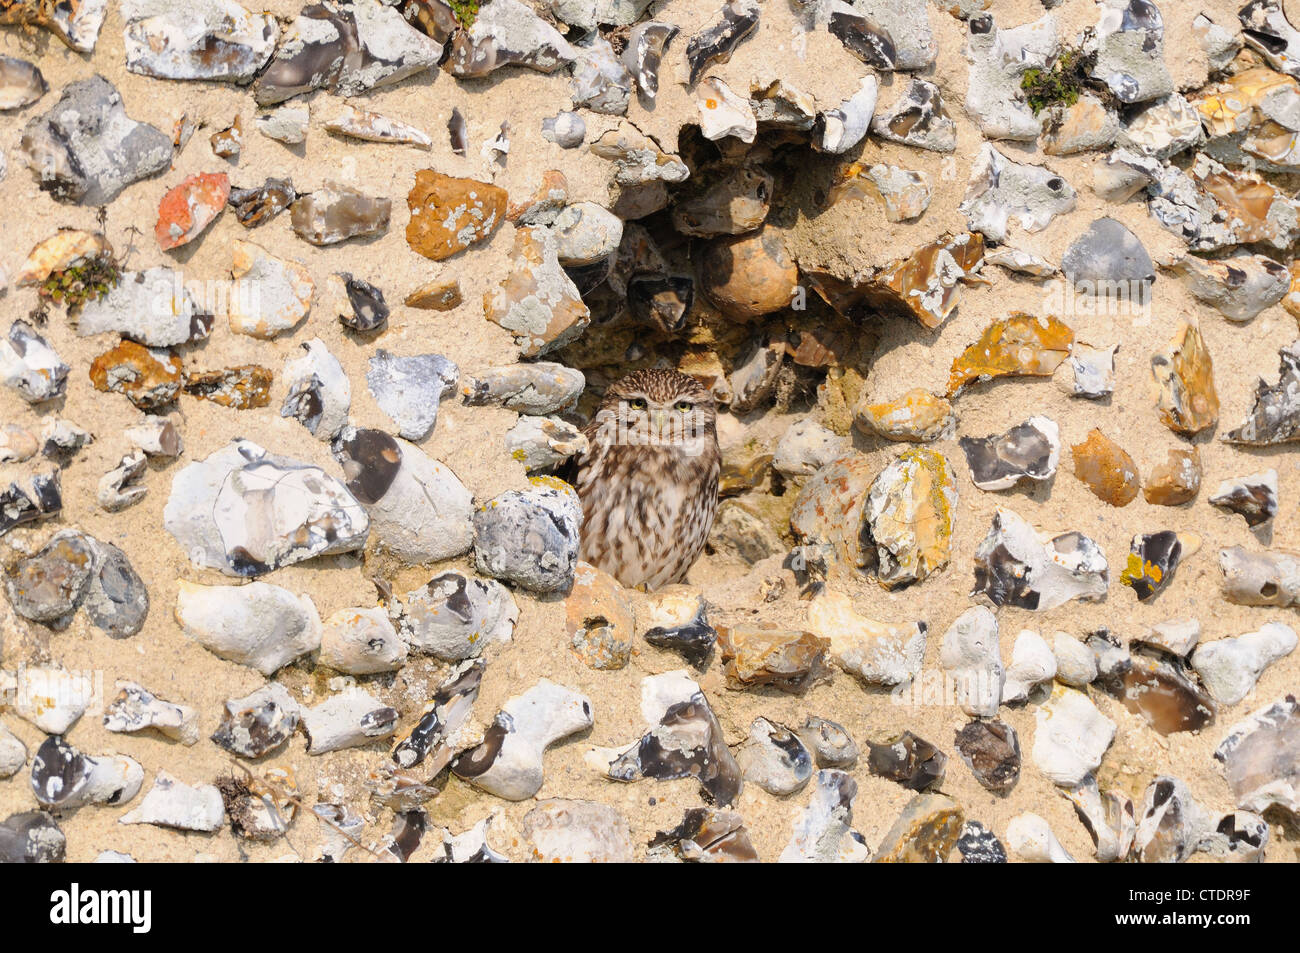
left=598, top=368, right=717, bottom=453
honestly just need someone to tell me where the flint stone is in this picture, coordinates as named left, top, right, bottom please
left=163, top=439, right=369, bottom=576
left=20, top=75, right=171, bottom=205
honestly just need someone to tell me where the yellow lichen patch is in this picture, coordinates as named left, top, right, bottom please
left=528, top=474, right=577, bottom=495
left=865, top=447, right=958, bottom=589
left=946, top=312, right=1073, bottom=396
left=1120, top=553, right=1163, bottom=589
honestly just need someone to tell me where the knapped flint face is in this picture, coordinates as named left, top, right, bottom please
left=1214, top=695, right=1299, bottom=813
left=342, top=273, right=390, bottom=331
left=742, top=718, right=814, bottom=794
left=1216, top=811, right=1269, bottom=855
left=403, top=0, right=459, bottom=44
left=388, top=809, right=426, bottom=861
left=766, top=722, right=812, bottom=776
left=0, top=471, right=61, bottom=536
left=1121, top=530, right=1183, bottom=601
left=957, top=820, right=1006, bottom=863
left=84, top=539, right=149, bottom=639
left=628, top=275, right=694, bottom=333
left=1120, top=0, right=1162, bottom=32
left=31, top=735, right=91, bottom=808
left=1224, top=342, right=1300, bottom=445
left=5, top=529, right=96, bottom=622
left=282, top=374, right=325, bottom=434
left=334, top=427, right=402, bottom=504
left=255, top=4, right=353, bottom=105
left=1214, top=484, right=1275, bottom=525
left=0, top=53, right=47, bottom=110
left=828, top=10, right=896, bottom=69
left=211, top=694, right=298, bottom=758
left=959, top=417, right=1059, bottom=490
left=229, top=179, right=296, bottom=227
left=971, top=540, right=1040, bottom=609
left=0, top=811, right=66, bottom=864
left=23, top=469, right=63, bottom=522
left=867, top=731, right=947, bottom=790
left=886, top=80, right=948, bottom=139
left=798, top=716, right=858, bottom=768
left=1110, top=655, right=1216, bottom=736
left=449, top=718, right=508, bottom=779
left=444, top=4, right=571, bottom=79
left=361, top=707, right=400, bottom=736
left=648, top=807, right=758, bottom=861
left=954, top=720, right=1021, bottom=794
left=610, top=695, right=742, bottom=806
left=644, top=617, right=716, bottom=667
left=623, top=21, right=678, bottom=102
left=1240, top=0, right=1300, bottom=76
left=447, top=107, right=467, bottom=155
left=427, top=571, right=473, bottom=623
left=684, top=0, right=759, bottom=87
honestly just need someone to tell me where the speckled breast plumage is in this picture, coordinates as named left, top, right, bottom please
left=574, top=369, right=721, bottom=591
left=576, top=442, right=720, bottom=590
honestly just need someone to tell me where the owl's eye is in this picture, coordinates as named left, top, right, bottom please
left=674, top=400, right=692, bottom=412
left=627, top=397, right=648, bottom=410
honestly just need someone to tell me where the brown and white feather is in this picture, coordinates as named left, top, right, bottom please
left=575, top=369, right=721, bottom=590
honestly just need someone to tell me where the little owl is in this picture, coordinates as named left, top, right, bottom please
left=575, top=368, right=720, bottom=590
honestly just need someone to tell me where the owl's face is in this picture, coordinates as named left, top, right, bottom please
left=597, top=369, right=717, bottom=456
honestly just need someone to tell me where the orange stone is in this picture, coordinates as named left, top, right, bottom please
left=16, top=229, right=113, bottom=287
left=698, top=226, right=799, bottom=321
left=155, top=172, right=230, bottom=250
left=1071, top=428, right=1140, bottom=506
left=506, top=169, right=569, bottom=224
left=1143, top=446, right=1201, bottom=506
left=405, top=170, right=507, bottom=261
left=565, top=562, right=635, bottom=671
left=405, top=278, right=463, bottom=310
left=864, top=232, right=984, bottom=329
left=89, top=340, right=182, bottom=410
left=483, top=227, right=590, bottom=357
left=1152, top=321, right=1218, bottom=436
left=1283, top=260, right=1300, bottom=320
left=946, top=312, right=1073, bottom=396
left=716, top=625, right=831, bottom=693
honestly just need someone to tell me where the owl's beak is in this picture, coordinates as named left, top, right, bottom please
left=651, top=409, right=669, bottom=432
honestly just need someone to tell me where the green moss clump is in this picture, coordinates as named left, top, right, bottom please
left=448, top=0, right=481, bottom=28
left=1021, top=48, right=1092, bottom=115
left=39, top=257, right=120, bottom=307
